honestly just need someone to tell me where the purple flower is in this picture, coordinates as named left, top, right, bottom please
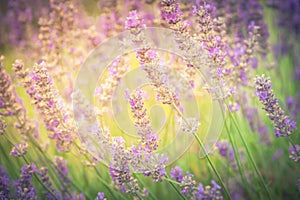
left=125, top=10, right=145, bottom=30
left=255, top=75, right=297, bottom=137
left=10, top=141, right=28, bottom=157
left=0, top=166, right=10, bottom=199
left=95, top=192, right=105, bottom=200
left=272, top=149, right=283, bottom=160
left=193, top=180, right=223, bottom=199
left=170, top=166, right=184, bottom=182
left=161, top=1, right=183, bottom=24
left=14, top=163, right=38, bottom=200
left=289, top=144, right=300, bottom=162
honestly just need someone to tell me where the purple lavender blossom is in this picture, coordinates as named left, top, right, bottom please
left=193, top=180, right=223, bottom=199
left=0, top=166, right=11, bottom=199
left=95, top=192, right=105, bottom=200
left=255, top=75, right=297, bottom=137
left=125, top=10, right=145, bottom=30
left=14, top=163, right=38, bottom=200
left=160, top=0, right=183, bottom=24
left=10, top=141, right=28, bottom=157
left=170, top=166, right=184, bottom=182
left=289, top=144, right=300, bottom=162
left=272, top=149, right=283, bottom=160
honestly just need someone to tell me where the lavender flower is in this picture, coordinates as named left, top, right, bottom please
left=36, top=167, right=60, bottom=199
left=10, top=141, right=28, bottom=157
left=126, top=10, right=181, bottom=106
left=95, top=192, right=105, bottom=200
left=13, top=60, right=76, bottom=151
left=193, top=180, right=223, bottom=200
left=1, top=56, right=34, bottom=136
left=180, top=172, right=196, bottom=195
left=127, top=89, right=159, bottom=152
left=108, top=137, right=141, bottom=194
left=53, top=156, right=73, bottom=199
left=109, top=165, right=139, bottom=194
left=272, top=149, right=283, bottom=160
left=0, top=166, right=11, bottom=199
left=289, top=144, right=300, bottom=162
left=14, top=163, right=38, bottom=200
left=170, top=166, right=184, bottom=182
left=255, top=75, right=297, bottom=137
left=170, top=166, right=196, bottom=195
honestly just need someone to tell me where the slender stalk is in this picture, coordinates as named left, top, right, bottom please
left=172, top=103, right=232, bottom=200
left=221, top=108, right=256, bottom=199
left=163, top=177, right=182, bottom=185
left=73, top=142, right=126, bottom=200
left=193, top=133, right=232, bottom=200
left=134, top=173, right=159, bottom=200
left=229, top=111, right=272, bottom=200
left=164, top=174, right=187, bottom=200
left=288, top=137, right=300, bottom=158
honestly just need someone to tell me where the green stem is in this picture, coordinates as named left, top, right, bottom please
left=221, top=108, right=256, bottom=199
left=164, top=174, right=187, bottom=200
left=73, top=142, right=125, bottom=200
left=163, top=177, right=182, bottom=185
left=228, top=111, right=272, bottom=200
left=193, top=134, right=232, bottom=200
left=172, top=104, right=232, bottom=200
left=134, top=173, right=159, bottom=200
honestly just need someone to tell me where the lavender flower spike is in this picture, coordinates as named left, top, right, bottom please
left=255, top=75, right=296, bottom=137
left=0, top=166, right=11, bottom=199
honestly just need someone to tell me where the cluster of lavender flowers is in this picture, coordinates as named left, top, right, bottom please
left=255, top=74, right=297, bottom=137
left=13, top=59, right=77, bottom=152
left=0, top=159, right=87, bottom=200
left=170, top=166, right=223, bottom=199
left=0, top=0, right=299, bottom=199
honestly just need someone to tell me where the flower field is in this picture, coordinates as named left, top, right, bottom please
left=0, top=0, right=299, bottom=199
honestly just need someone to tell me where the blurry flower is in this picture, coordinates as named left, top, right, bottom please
left=1, top=57, right=34, bottom=136
left=125, top=10, right=145, bottom=30
left=0, top=117, right=6, bottom=135
left=229, top=102, right=240, bottom=112
left=13, top=60, right=76, bottom=151
left=14, top=163, right=38, bottom=200
left=255, top=75, right=296, bottom=137
left=289, top=144, right=300, bottom=162
left=0, top=166, right=11, bottom=199
left=142, top=154, right=167, bottom=182
left=285, top=94, right=300, bottom=121
left=127, top=89, right=159, bottom=152
left=180, top=172, right=196, bottom=195
left=95, top=192, right=105, bottom=200
left=272, top=149, right=283, bottom=160
left=109, top=165, right=139, bottom=194
left=296, top=67, right=300, bottom=81
left=170, top=166, right=195, bottom=195
left=161, top=0, right=183, bottom=24
left=10, top=141, right=28, bottom=157
left=216, top=140, right=243, bottom=170
left=179, top=117, right=200, bottom=134
left=170, top=166, right=184, bottom=182
left=53, top=156, right=75, bottom=199
left=194, top=180, right=223, bottom=200
left=36, top=167, right=60, bottom=199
